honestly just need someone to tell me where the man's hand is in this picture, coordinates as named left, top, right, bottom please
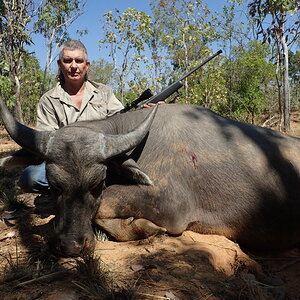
left=143, top=101, right=165, bottom=108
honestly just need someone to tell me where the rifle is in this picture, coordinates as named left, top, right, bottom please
left=119, top=89, right=153, bottom=113
left=120, top=49, right=222, bottom=113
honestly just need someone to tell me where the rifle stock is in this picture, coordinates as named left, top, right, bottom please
left=119, top=89, right=153, bottom=113
left=137, top=81, right=183, bottom=109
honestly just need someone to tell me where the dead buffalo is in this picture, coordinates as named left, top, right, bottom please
left=1, top=97, right=300, bottom=257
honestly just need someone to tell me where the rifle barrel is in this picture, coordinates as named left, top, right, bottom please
left=179, top=49, right=223, bottom=82
left=137, top=81, right=183, bottom=109
left=124, top=49, right=223, bottom=111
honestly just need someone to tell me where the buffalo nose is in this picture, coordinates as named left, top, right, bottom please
left=51, top=238, right=84, bottom=257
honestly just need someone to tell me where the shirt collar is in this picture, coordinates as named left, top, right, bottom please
left=49, top=80, right=98, bottom=106
left=85, top=80, right=99, bottom=94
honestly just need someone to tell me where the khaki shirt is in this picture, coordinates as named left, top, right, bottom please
left=36, top=80, right=124, bottom=131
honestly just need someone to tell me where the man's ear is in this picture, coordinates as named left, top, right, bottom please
left=86, top=60, right=91, bottom=71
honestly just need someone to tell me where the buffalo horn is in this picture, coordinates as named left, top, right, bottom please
left=0, top=97, right=49, bottom=156
left=99, top=105, right=158, bottom=160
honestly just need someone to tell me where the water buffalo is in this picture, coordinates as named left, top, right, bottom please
left=1, top=97, right=300, bottom=257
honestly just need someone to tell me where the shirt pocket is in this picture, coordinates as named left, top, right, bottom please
left=88, top=102, right=107, bottom=120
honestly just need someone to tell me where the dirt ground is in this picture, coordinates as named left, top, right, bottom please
left=0, top=114, right=300, bottom=300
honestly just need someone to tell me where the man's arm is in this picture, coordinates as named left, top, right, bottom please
left=36, top=96, right=60, bottom=131
left=105, top=86, right=124, bottom=117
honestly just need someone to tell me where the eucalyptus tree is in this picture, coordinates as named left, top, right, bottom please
left=215, top=1, right=256, bottom=115
left=289, top=50, right=300, bottom=109
left=0, top=61, right=13, bottom=111
left=99, top=8, right=153, bottom=103
left=229, top=41, right=275, bottom=123
left=142, top=19, right=172, bottom=95
left=150, top=0, right=218, bottom=101
left=0, top=0, right=85, bottom=121
left=248, top=0, right=300, bottom=132
left=88, top=59, right=115, bottom=86
left=0, top=51, right=44, bottom=125
left=0, top=0, right=38, bottom=121
left=19, top=54, right=44, bottom=124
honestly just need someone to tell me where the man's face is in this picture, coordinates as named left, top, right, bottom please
left=58, top=49, right=90, bottom=84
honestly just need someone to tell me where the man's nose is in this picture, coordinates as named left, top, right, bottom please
left=70, top=60, right=78, bottom=68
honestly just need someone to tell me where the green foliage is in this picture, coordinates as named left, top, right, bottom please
left=34, top=0, right=86, bottom=94
left=289, top=50, right=300, bottom=109
left=248, top=0, right=300, bottom=44
left=111, top=0, right=222, bottom=107
left=289, top=50, right=300, bottom=83
left=216, top=1, right=254, bottom=52
left=100, top=7, right=154, bottom=60
left=188, top=56, right=228, bottom=111
left=0, top=0, right=84, bottom=122
left=249, top=0, right=299, bottom=16
left=34, top=0, right=85, bottom=45
left=0, top=0, right=34, bottom=50
left=151, top=0, right=218, bottom=49
left=248, top=0, right=299, bottom=131
left=224, top=41, right=276, bottom=123
left=88, top=59, right=115, bottom=86
left=0, top=52, right=45, bottom=125
left=0, top=0, right=298, bottom=126
left=19, top=54, right=44, bottom=124
left=100, top=8, right=154, bottom=102
left=124, top=72, right=150, bottom=104
left=0, top=74, right=14, bottom=109
left=0, top=0, right=36, bottom=120
left=0, top=60, right=15, bottom=110
left=150, top=0, right=218, bottom=78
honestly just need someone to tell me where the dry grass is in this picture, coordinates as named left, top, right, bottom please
left=0, top=121, right=300, bottom=299
left=73, top=253, right=137, bottom=299
left=0, top=241, right=137, bottom=299
left=0, top=168, right=24, bottom=211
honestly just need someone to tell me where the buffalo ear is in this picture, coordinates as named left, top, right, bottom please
left=0, top=149, right=43, bottom=169
left=107, top=156, right=153, bottom=186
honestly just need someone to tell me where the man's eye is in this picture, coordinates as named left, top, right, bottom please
left=62, top=58, right=84, bottom=64
left=63, top=59, right=72, bottom=63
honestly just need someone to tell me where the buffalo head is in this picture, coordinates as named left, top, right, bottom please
left=0, top=98, right=157, bottom=256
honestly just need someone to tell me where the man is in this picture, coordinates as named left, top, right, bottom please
left=19, top=40, right=124, bottom=193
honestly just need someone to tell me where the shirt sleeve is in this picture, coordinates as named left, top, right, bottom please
left=105, top=86, right=124, bottom=117
left=36, top=95, right=60, bottom=131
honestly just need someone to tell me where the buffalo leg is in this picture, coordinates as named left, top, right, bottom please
left=94, top=217, right=167, bottom=241
left=95, top=185, right=187, bottom=240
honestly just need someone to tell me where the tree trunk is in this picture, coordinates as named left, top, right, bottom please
left=12, top=74, right=23, bottom=123
left=41, top=45, right=52, bottom=96
left=42, top=30, right=56, bottom=95
left=281, top=33, right=290, bottom=132
left=183, top=29, right=189, bottom=103
left=120, top=73, right=125, bottom=105
left=275, top=53, right=283, bottom=131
